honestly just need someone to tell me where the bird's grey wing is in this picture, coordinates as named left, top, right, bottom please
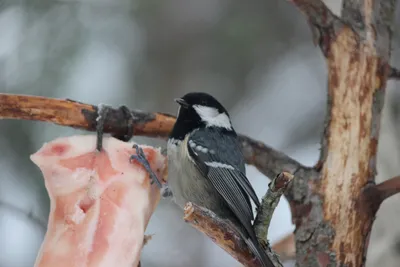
left=189, top=128, right=260, bottom=207
left=187, top=129, right=259, bottom=236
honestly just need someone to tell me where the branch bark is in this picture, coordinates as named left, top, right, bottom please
left=290, top=0, right=342, bottom=55
left=375, top=175, right=400, bottom=202
left=254, top=172, right=294, bottom=245
left=0, top=93, right=306, bottom=181
left=183, top=202, right=260, bottom=267
left=253, top=172, right=295, bottom=267
left=358, top=176, right=400, bottom=220
left=239, top=136, right=307, bottom=180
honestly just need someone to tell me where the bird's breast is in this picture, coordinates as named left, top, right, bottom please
left=167, top=138, right=224, bottom=212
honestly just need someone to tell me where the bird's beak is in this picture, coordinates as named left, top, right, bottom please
left=174, top=98, right=189, bottom=108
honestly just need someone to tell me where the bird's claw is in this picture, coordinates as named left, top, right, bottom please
left=130, top=144, right=163, bottom=188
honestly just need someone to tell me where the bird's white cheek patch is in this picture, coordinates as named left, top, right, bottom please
left=193, top=105, right=232, bottom=130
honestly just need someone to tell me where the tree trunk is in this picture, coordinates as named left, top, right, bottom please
left=288, top=0, right=397, bottom=266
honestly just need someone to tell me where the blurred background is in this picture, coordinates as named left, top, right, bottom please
left=0, top=0, right=399, bottom=266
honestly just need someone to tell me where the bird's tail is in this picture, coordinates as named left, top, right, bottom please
left=244, top=237, right=275, bottom=267
left=228, top=214, right=275, bottom=267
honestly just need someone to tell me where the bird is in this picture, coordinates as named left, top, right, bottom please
left=166, top=92, right=274, bottom=267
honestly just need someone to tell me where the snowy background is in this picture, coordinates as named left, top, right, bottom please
left=0, top=0, right=399, bottom=266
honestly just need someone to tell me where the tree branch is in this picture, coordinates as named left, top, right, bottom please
left=254, top=172, right=294, bottom=246
left=0, top=93, right=306, bottom=181
left=0, top=93, right=176, bottom=139
left=253, top=172, right=294, bottom=267
left=291, top=0, right=337, bottom=27
left=289, top=0, right=341, bottom=55
left=183, top=202, right=265, bottom=267
left=389, top=66, right=400, bottom=80
left=376, top=175, right=400, bottom=202
left=359, top=176, right=400, bottom=221
left=239, top=136, right=307, bottom=180
left=360, top=175, right=400, bottom=219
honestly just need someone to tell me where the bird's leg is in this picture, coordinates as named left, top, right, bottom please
left=96, top=104, right=135, bottom=151
left=95, top=104, right=110, bottom=151
left=159, top=146, right=173, bottom=198
left=130, top=144, right=163, bottom=188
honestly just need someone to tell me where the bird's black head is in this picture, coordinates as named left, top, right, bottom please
left=169, top=92, right=234, bottom=140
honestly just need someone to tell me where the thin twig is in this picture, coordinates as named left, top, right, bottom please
left=184, top=202, right=261, bottom=267
left=254, top=172, right=295, bottom=241
left=253, top=172, right=294, bottom=267
left=0, top=93, right=306, bottom=181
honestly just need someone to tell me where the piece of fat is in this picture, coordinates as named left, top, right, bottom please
left=30, top=135, right=166, bottom=267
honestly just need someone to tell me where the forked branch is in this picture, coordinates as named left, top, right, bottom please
left=291, top=0, right=337, bottom=27
left=290, top=0, right=341, bottom=55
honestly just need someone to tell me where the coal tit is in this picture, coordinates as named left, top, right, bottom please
left=167, top=92, right=274, bottom=267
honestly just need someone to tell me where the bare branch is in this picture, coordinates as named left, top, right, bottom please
left=0, top=93, right=305, bottom=181
left=0, top=93, right=175, bottom=139
left=341, top=0, right=396, bottom=61
left=291, top=0, right=337, bottom=27
left=271, top=234, right=296, bottom=262
left=254, top=172, right=294, bottom=245
left=288, top=0, right=341, bottom=55
left=389, top=66, right=400, bottom=80
left=376, top=175, right=400, bottom=202
left=239, top=136, right=306, bottom=179
left=362, top=176, right=400, bottom=214
left=253, top=172, right=294, bottom=267
left=184, top=202, right=262, bottom=267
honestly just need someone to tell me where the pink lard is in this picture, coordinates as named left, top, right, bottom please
left=31, top=135, right=166, bottom=267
